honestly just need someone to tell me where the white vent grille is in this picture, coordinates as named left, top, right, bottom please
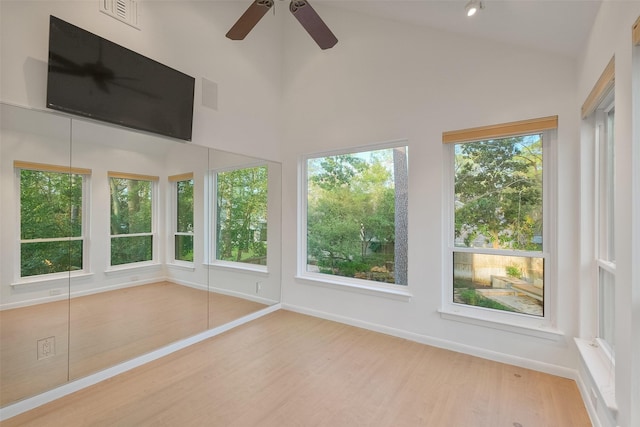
left=100, top=0, right=139, bottom=29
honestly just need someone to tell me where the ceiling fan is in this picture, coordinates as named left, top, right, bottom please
left=226, top=0, right=338, bottom=50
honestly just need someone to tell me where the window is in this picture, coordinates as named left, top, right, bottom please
left=443, top=116, right=557, bottom=321
left=596, top=103, right=615, bottom=356
left=302, top=144, right=409, bottom=287
left=170, top=173, right=194, bottom=263
left=109, top=172, right=157, bottom=266
left=581, top=55, right=615, bottom=359
left=16, top=161, right=89, bottom=278
left=215, top=165, right=268, bottom=266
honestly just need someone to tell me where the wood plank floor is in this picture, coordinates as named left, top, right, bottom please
left=3, top=310, right=591, bottom=426
left=0, top=283, right=267, bottom=406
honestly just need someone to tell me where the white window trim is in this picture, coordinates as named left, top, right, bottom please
left=108, top=178, right=158, bottom=267
left=440, top=129, right=559, bottom=332
left=15, top=166, right=91, bottom=284
left=209, top=162, right=270, bottom=272
left=297, top=140, right=411, bottom=297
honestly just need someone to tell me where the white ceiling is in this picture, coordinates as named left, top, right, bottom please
left=319, top=0, right=602, bottom=58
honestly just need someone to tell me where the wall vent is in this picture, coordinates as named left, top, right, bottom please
left=100, top=0, right=140, bottom=29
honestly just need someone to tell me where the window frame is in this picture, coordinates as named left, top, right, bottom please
left=297, top=140, right=412, bottom=299
left=169, top=173, right=195, bottom=266
left=107, top=172, right=159, bottom=269
left=209, top=162, right=269, bottom=273
left=15, top=161, right=91, bottom=282
left=441, top=124, right=558, bottom=333
left=594, top=96, right=616, bottom=360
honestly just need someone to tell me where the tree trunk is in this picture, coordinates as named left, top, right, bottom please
left=393, top=147, right=408, bottom=286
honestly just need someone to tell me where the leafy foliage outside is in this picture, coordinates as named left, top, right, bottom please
left=175, top=179, right=194, bottom=262
left=454, top=135, right=542, bottom=251
left=306, top=148, right=407, bottom=284
left=20, top=169, right=83, bottom=277
left=110, top=177, right=153, bottom=265
left=453, top=135, right=544, bottom=314
left=216, top=166, right=268, bottom=265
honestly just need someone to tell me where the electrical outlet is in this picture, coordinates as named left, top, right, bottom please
left=50, top=288, right=62, bottom=296
left=256, top=282, right=262, bottom=293
left=37, top=337, right=56, bottom=360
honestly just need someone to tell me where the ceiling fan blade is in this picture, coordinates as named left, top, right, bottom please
left=226, top=0, right=274, bottom=40
left=289, top=0, right=337, bottom=50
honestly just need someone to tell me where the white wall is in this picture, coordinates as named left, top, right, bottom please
left=280, top=7, right=582, bottom=375
left=0, top=0, right=283, bottom=161
left=576, top=2, right=640, bottom=426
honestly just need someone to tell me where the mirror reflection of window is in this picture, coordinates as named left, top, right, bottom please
left=215, top=165, right=268, bottom=266
left=171, top=173, right=194, bottom=262
left=108, top=173, right=157, bottom=266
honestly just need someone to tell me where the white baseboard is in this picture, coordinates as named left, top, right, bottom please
left=281, top=303, right=577, bottom=380
left=1, top=277, right=165, bottom=311
left=0, top=303, right=281, bottom=422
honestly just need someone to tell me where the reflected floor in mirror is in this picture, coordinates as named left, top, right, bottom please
left=0, top=282, right=267, bottom=406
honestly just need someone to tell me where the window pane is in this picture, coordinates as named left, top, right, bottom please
left=306, top=147, right=408, bottom=285
left=21, top=240, right=83, bottom=277
left=216, top=166, right=268, bottom=266
left=110, top=235, right=152, bottom=265
left=176, top=179, right=194, bottom=233
left=454, top=135, right=543, bottom=251
left=598, top=267, right=615, bottom=354
left=110, top=178, right=152, bottom=235
left=20, top=169, right=83, bottom=239
left=175, top=234, right=194, bottom=262
left=453, top=252, right=544, bottom=316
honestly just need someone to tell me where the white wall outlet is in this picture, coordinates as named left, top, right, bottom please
left=37, top=337, right=56, bottom=360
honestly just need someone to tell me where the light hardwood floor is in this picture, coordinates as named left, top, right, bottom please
left=3, top=310, right=591, bottom=426
left=0, top=282, right=267, bottom=406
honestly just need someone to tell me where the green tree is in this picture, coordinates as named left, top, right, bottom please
left=110, top=177, right=153, bottom=265
left=454, top=135, right=542, bottom=250
left=307, top=149, right=403, bottom=282
left=216, top=166, right=268, bottom=264
left=20, top=169, right=83, bottom=276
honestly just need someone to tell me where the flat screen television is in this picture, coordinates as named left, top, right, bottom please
left=46, top=15, right=195, bottom=141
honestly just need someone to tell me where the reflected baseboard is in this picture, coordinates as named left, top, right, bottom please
left=0, top=303, right=282, bottom=422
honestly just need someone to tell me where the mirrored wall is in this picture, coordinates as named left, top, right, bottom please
left=0, top=103, right=281, bottom=406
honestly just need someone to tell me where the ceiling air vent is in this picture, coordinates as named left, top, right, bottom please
left=100, top=0, right=140, bottom=29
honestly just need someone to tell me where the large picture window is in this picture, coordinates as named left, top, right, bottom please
left=109, top=172, right=157, bottom=266
left=303, top=144, right=409, bottom=286
left=17, top=161, right=89, bottom=278
left=215, top=165, right=268, bottom=266
left=444, top=117, right=556, bottom=319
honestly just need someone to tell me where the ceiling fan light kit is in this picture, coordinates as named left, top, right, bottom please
left=226, top=0, right=338, bottom=50
left=465, top=0, right=484, bottom=17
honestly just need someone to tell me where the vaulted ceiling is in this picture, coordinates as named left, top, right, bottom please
left=317, top=0, right=602, bottom=58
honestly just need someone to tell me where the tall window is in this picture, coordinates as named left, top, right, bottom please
left=444, top=117, right=556, bottom=319
left=109, top=172, right=157, bottom=266
left=303, top=144, right=409, bottom=286
left=215, top=165, right=268, bottom=266
left=171, top=174, right=194, bottom=262
left=17, top=161, right=89, bottom=278
left=596, top=103, right=615, bottom=356
left=581, top=56, right=615, bottom=358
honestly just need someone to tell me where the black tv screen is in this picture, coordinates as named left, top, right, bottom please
left=47, top=16, right=195, bottom=141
